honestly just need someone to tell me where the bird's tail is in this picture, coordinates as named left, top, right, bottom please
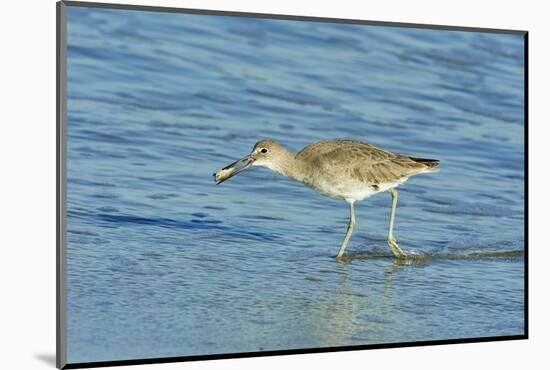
left=409, top=157, right=440, bottom=172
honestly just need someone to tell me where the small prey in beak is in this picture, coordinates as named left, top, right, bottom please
left=213, top=155, right=254, bottom=184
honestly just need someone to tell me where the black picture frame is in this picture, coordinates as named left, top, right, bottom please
left=57, top=1, right=528, bottom=368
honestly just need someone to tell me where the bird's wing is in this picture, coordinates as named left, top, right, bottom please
left=298, top=140, right=427, bottom=184
left=351, top=156, right=426, bottom=184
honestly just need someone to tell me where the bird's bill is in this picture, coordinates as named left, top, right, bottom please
left=213, top=155, right=254, bottom=184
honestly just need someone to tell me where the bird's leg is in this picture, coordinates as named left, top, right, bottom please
left=387, top=189, right=406, bottom=258
left=336, top=202, right=356, bottom=259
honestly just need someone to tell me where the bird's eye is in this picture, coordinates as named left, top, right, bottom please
left=261, top=148, right=268, bottom=154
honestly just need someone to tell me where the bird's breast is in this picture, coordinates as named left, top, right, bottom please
left=302, top=176, right=409, bottom=202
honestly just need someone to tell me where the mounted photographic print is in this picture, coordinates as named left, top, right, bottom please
left=57, top=1, right=527, bottom=368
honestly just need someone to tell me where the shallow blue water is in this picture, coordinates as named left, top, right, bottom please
left=65, top=6, right=525, bottom=364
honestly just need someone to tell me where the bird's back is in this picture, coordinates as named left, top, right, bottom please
left=295, top=140, right=438, bottom=201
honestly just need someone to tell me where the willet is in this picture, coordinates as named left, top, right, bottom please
left=213, top=139, right=439, bottom=258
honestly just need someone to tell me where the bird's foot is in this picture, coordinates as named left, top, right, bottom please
left=387, top=237, right=406, bottom=258
left=335, top=253, right=353, bottom=262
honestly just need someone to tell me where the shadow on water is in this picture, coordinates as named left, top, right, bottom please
left=336, top=249, right=524, bottom=263
left=326, top=248, right=523, bottom=343
left=334, top=248, right=524, bottom=300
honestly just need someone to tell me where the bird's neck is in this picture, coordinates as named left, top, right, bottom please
left=269, top=150, right=306, bottom=183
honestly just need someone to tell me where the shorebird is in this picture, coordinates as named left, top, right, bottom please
left=213, top=139, right=439, bottom=258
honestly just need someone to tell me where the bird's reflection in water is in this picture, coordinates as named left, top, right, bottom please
left=324, top=254, right=426, bottom=345
left=383, top=258, right=426, bottom=311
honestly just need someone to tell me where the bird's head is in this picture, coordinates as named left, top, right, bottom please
left=213, top=139, right=288, bottom=184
